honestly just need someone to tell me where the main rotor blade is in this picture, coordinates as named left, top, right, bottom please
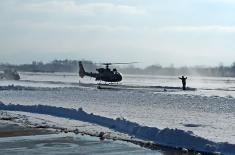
left=95, top=62, right=139, bottom=65
left=111, top=62, right=139, bottom=65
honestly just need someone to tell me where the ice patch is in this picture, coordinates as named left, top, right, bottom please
left=0, top=102, right=234, bottom=155
left=182, top=123, right=205, bottom=128
left=0, top=83, right=197, bottom=92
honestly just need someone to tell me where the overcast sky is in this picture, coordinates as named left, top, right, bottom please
left=0, top=0, right=235, bottom=67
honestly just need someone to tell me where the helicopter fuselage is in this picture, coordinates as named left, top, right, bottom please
left=79, top=62, right=122, bottom=82
left=95, top=69, right=122, bottom=82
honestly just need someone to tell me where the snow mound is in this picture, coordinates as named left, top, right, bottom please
left=0, top=102, right=234, bottom=155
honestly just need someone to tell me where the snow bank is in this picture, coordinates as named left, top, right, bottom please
left=0, top=85, right=49, bottom=91
left=0, top=102, right=234, bottom=154
left=0, top=85, right=83, bottom=91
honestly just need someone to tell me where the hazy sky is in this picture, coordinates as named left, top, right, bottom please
left=1, top=0, right=235, bottom=67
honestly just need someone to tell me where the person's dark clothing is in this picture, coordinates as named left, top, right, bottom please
left=179, top=76, right=187, bottom=90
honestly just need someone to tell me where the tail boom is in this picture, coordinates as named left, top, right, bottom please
left=79, top=61, right=97, bottom=78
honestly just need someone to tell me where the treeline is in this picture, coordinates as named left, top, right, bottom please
left=1, top=60, right=235, bottom=77
left=119, top=63, right=235, bottom=77
left=0, top=60, right=96, bottom=73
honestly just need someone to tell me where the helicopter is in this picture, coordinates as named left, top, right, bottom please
left=0, top=69, right=20, bottom=80
left=79, top=61, right=135, bottom=83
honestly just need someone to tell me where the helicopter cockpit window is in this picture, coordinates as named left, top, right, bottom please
left=113, top=68, right=117, bottom=73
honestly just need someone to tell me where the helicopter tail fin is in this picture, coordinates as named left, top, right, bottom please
left=79, top=61, right=86, bottom=78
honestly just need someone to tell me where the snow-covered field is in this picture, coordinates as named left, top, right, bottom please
left=0, top=72, right=235, bottom=154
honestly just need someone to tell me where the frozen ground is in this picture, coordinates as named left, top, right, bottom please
left=0, top=104, right=234, bottom=154
left=0, top=133, right=163, bottom=155
left=0, top=111, right=187, bottom=155
left=0, top=72, right=235, bottom=154
left=0, top=118, right=161, bottom=155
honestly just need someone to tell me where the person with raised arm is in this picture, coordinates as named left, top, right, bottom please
left=179, top=76, right=187, bottom=90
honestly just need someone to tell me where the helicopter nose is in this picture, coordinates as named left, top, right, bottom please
left=117, top=73, right=122, bottom=81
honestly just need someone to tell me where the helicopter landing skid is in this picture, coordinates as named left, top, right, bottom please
left=97, top=82, right=120, bottom=89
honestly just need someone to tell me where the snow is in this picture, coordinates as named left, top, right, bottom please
left=0, top=72, right=235, bottom=154
left=0, top=102, right=234, bottom=155
left=1, top=85, right=234, bottom=144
